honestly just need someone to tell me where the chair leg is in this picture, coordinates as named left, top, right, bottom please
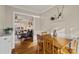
left=36, top=45, right=39, bottom=54
left=43, top=43, right=45, bottom=54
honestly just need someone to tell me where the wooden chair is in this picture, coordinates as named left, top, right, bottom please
left=53, top=37, right=62, bottom=54
left=42, top=32, right=48, bottom=35
left=43, top=34, right=62, bottom=54
left=43, top=34, right=54, bottom=54
left=71, top=40, right=78, bottom=54
left=60, top=39, right=73, bottom=54
left=37, top=33, right=69, bottom=54
left=55, top=37, right=71, bottom=54
left=37, top=34, right=44, bottom=54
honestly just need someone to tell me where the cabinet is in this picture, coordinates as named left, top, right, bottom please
left=0, top=35, right=12, bottom=54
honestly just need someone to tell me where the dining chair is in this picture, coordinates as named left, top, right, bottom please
left=43, top=34, right=54, bottom=54
left=37, top=34, right=44, bottom=54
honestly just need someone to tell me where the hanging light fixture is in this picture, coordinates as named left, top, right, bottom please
left=51, top=5, right=64, bottom=21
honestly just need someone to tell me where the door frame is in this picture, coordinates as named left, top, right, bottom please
left=13, top=11, right=40, bottom=48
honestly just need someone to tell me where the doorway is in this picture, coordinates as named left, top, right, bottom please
left=13, top=12, right=34, bottom=50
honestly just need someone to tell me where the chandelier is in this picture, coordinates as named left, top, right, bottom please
left=51, top=5, right=64, bottom=20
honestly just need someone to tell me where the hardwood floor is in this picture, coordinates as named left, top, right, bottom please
left=12, top=37, right=76, bottom=54
left=12, top=39, right=38, bottom=54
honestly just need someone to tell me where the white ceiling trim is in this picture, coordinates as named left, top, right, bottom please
left=13, top=12, right=40, bottom=18
left=40, top=5, right=56, bottom=14
left=9, top=5, right=55, bottom=14
left=9, top=5, right=39, bottom=14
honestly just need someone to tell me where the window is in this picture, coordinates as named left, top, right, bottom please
left=56, top=28, right=65, bottom=38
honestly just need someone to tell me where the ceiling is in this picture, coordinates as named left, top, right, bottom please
left=9, top=5, right=55, bottom=14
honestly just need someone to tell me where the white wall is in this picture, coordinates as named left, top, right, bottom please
left=0, top=5, right=6, bottom=35
left=1, top=5, right=79, bottom=42
left=0, top=5, right=5, bottom=29
left=5, top=6, right=40, bottom=28
left=5, top=6, right=41, bottom=45
left=33, top=17, right=41, bottom=43
left=40, top=5, right=79, bottom=38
